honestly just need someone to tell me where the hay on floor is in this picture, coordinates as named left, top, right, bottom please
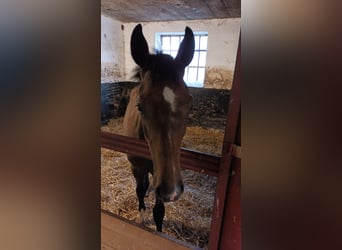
left=101, top=118, right=224, bottom=249
left=102, top=118, right=224, bottom=156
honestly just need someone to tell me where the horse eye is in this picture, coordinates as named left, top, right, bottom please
left=136, top=103, right=144, bottom=115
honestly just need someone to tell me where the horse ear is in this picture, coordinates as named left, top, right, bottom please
left=131, top=24, right=149, bottom=68
left=175, top=27, right=195, bottom=68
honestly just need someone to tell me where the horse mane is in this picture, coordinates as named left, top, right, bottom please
left=131, top=66, right=141, bottom=81
left=131, top=49, right=179, bottom=85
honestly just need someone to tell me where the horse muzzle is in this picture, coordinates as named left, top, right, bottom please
left=156, top=183, right=184, bottom=202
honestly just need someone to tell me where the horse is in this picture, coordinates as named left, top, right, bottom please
left=123, top=24, right=194, bottom=232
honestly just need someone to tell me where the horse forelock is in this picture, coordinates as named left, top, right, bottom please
left=132, top=53, right=184, bottom=88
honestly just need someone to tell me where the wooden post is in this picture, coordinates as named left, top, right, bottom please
left=209, top=34, right=241, bottom=250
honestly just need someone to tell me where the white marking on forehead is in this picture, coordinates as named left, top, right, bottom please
left=163, top=87, right=176, bottom=112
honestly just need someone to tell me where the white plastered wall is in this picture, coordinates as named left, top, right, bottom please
left=123, top=18, right=240, bottom=89
left=101, top=15, right=125, bottom=83
left=101, top=15, right=240, bottom=89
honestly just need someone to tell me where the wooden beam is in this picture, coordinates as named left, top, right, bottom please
left=209, top=33, right=241, bottom=250
left=101, top=131, right=221, bottom=177
left=102, top=211, right=200, bottom=250
left=202, top=0, right=241, bottom=18
left=219, top=158, right=241, bottom=249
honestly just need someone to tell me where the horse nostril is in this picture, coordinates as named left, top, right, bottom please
left=156, top=185, right=171, bottom=201
left=156, top=184, right=183, bottom=202
left=180, top=184, right=184, bottom=193
left=155, top=186, right=161, bottom=196
left=156, top=185, right=167, bottom=199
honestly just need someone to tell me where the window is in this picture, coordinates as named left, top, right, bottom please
left=156, top=32, right=208, bottom=87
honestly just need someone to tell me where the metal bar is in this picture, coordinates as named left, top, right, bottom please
left=101, top=131, right=221, bottom=177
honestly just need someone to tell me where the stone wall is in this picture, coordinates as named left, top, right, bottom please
left=188, top=87, right=230, bottom=129
left=101, top=82, right=137, bottom=124
left=101, top=82, right=230, bottom=129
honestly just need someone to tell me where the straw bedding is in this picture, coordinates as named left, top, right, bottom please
left=101, top=118, right=224, bottom=249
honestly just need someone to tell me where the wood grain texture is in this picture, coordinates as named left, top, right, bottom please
left=101, top=0, right=240, bottom=22
left=101, top=211, right=201, bottom=250
left=209, top=33, right=240, bottom=250
left=101, top=131, right=221, bottom=176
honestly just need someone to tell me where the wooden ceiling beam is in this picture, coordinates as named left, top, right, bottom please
left=101, top=0, right=240, bottom=22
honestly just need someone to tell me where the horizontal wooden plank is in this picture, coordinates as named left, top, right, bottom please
left=101, top=211, right=201, bottom=250
left=101, top=131, right=221, bottom=176
left=101, top=0, right=240, bottom=22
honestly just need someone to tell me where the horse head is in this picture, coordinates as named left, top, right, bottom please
left=130, top=24, right=194, bottom=202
